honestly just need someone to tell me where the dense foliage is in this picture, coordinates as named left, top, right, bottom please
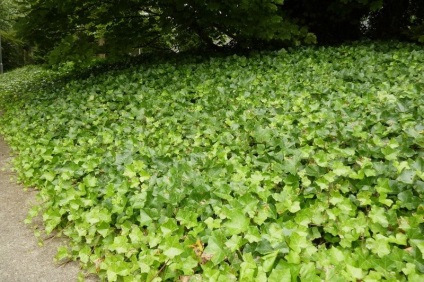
left=368, top=0, right=424, bottom=42
left=0, top=0, right=16, bottom=31
left=1, top=42, right=424, bottom=281
left=0, top=0, right=28, bottom=71
left=283, top=0, right=382, bottom=43
left=16, top=0, right=316, bottom=64
left=14, top=0, right=424, bottom=65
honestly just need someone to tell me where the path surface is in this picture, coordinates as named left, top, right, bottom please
left=0, top=136, right=93, bottom=282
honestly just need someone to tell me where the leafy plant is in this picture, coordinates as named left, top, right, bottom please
left=1, top=42, right=424, bottom=281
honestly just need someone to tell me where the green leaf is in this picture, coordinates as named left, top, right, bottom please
left=129, top=226, right=144, bottom=244
left=268, top=266, right=291, bottom=282
left=43, top=209, right=62, bottom=234
left=225, top=235, right=242, bottom=252
left=397, top=170, right=416, bottom=184
left=366, top=235, right=391, bottom=257
left=41, top=171, right=56, bottom=182
left=381, top=147, right=398, bottom=160
left=288, top=201, right=301, bottom=213
left=139, top=210, right=152, bottom=226
left=398, top=190, right=420, bottom=210
left=288, top=232, right=309, bottom=253
left=55, top=246, right=70, bottom=261
left=410, top=240, right=424, bottom=258
left=79, top=245, right=91, bottom=264
left=203, top=231, right=228, bottom=265
left=240, top=253, right=257, bottom=281
left=109, top=236, right=132, bottom=254
left=331, top=161, right=352, bottom=176
left=223, top=210, right=250, bottom=235
left=300, top=262, right=321, bottom=281
left=160, top=218, right=178, bottom=237
left=102, top=254, right=132, bottom=281
left=262, top=250, right=279, bottom=272
left=313, top=151, right=329, bottom=167
left=84, top=175, right=97, bottom=187
left=163, top=247, right=184, bottom=259
left=368, top=206, right=388, bottom=227
left=346, top=265, right=364, bottom=280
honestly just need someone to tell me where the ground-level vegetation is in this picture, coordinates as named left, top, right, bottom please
left=0, top=42, right=423, bottom=281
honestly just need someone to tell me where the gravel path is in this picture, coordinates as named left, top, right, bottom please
left=0, top=136, right=94, bottom=282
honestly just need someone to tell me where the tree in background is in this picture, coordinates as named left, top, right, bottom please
left=14, top=0, right=424, bottom=66
left=368, top=0, right=424, bottom=43
left=283, top=0, right=383, bottom=43
left=157, top=1, right=316, bottom=50
left=16, top=0, right=317, bottom=64
left=0, top=0, right=16, bottom=31
left=0, top=0, right=28, bottom=71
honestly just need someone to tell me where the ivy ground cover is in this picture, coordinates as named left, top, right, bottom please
left=0, top=42, right=424, bottom=281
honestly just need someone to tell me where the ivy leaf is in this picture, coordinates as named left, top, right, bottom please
left=84, top=175, right=97, bottom=187
left=313, top=151, right=329, bottom=167
left=79, top=245, right=91, bottom=264
left=139, top=210, right=152, bottom=226
left=160, top=218, right=179, bottom=237
left=262, top=250, right=279, bottom=272
left=268, top=265, right=291, bottom=282
left=223, top=210, right=250, bottom=235
left=101, top=254, right=132, bottom=281
left=55, top=246, right=70, bottom=262
left=368, top=206, right=389, bottom=227
left=41, top=171, right=56, bottom=182
left=300, top=262, right=321, bottom=281
left=109, top=235, right=132, bottom=254
left=288, top=232, right=309, bottom=254
left=332, top=161, right=352, bottom=176
left=43, top=208, right=62, bottom=234
left=202, top=231, right=228, bottom=265
left=129, top=226, right=144, bottom=244
left=397, top=170, right=416, bottom=184
left=346, top=265, right=364, bottom=280
left=366, top=235, right=391, bottom=257
left=410, top=240, right=424, bottom=258
left=158, top=236, right=185, bottom=259
left=240, top=253, right=257, bottom=281
left=381, top=147, right=398, bottom=160
left=225, top=235, right=242, bottom=252
left=398, top=190, right=420, bottom=210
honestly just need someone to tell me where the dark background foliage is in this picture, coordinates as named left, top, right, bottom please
left=0, top=31, right=28, bottom=71
left=1, top=0, right=423, bottom=69
left=368, top=0, right=424, bottom=41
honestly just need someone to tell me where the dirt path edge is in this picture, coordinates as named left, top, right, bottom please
left=0, top=135, right=92, bottom=282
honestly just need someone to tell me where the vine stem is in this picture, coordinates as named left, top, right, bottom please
left=148, top=259, right=170, bottom=282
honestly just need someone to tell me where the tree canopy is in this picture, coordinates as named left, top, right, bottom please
left=5, top=0, right=424, bottom=65
left=0, top=0, right=27, bottom=71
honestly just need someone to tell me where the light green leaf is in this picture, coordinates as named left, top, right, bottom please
left=203, top=231, right=227, bottom=265
left=223, top=210, right=249, bottom=235
left=346, top=265, right=364, bottom=280
left=262, top=250, right=279, bottom=272
left=411, top=240, right=424, bottom=258
left=397, top=169, right=416, bottom=184
left=332, top=161, right=351, bottom=176
left=368, top=207, right=388, bottom=227
left=163, top=247, right=184, bottom=259
left=268, top=266, right=291, bottom=282
left=366, top=235, right=391, bottom=257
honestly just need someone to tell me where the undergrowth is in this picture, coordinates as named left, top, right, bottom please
left=0, top=42, right=423, bottom=281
